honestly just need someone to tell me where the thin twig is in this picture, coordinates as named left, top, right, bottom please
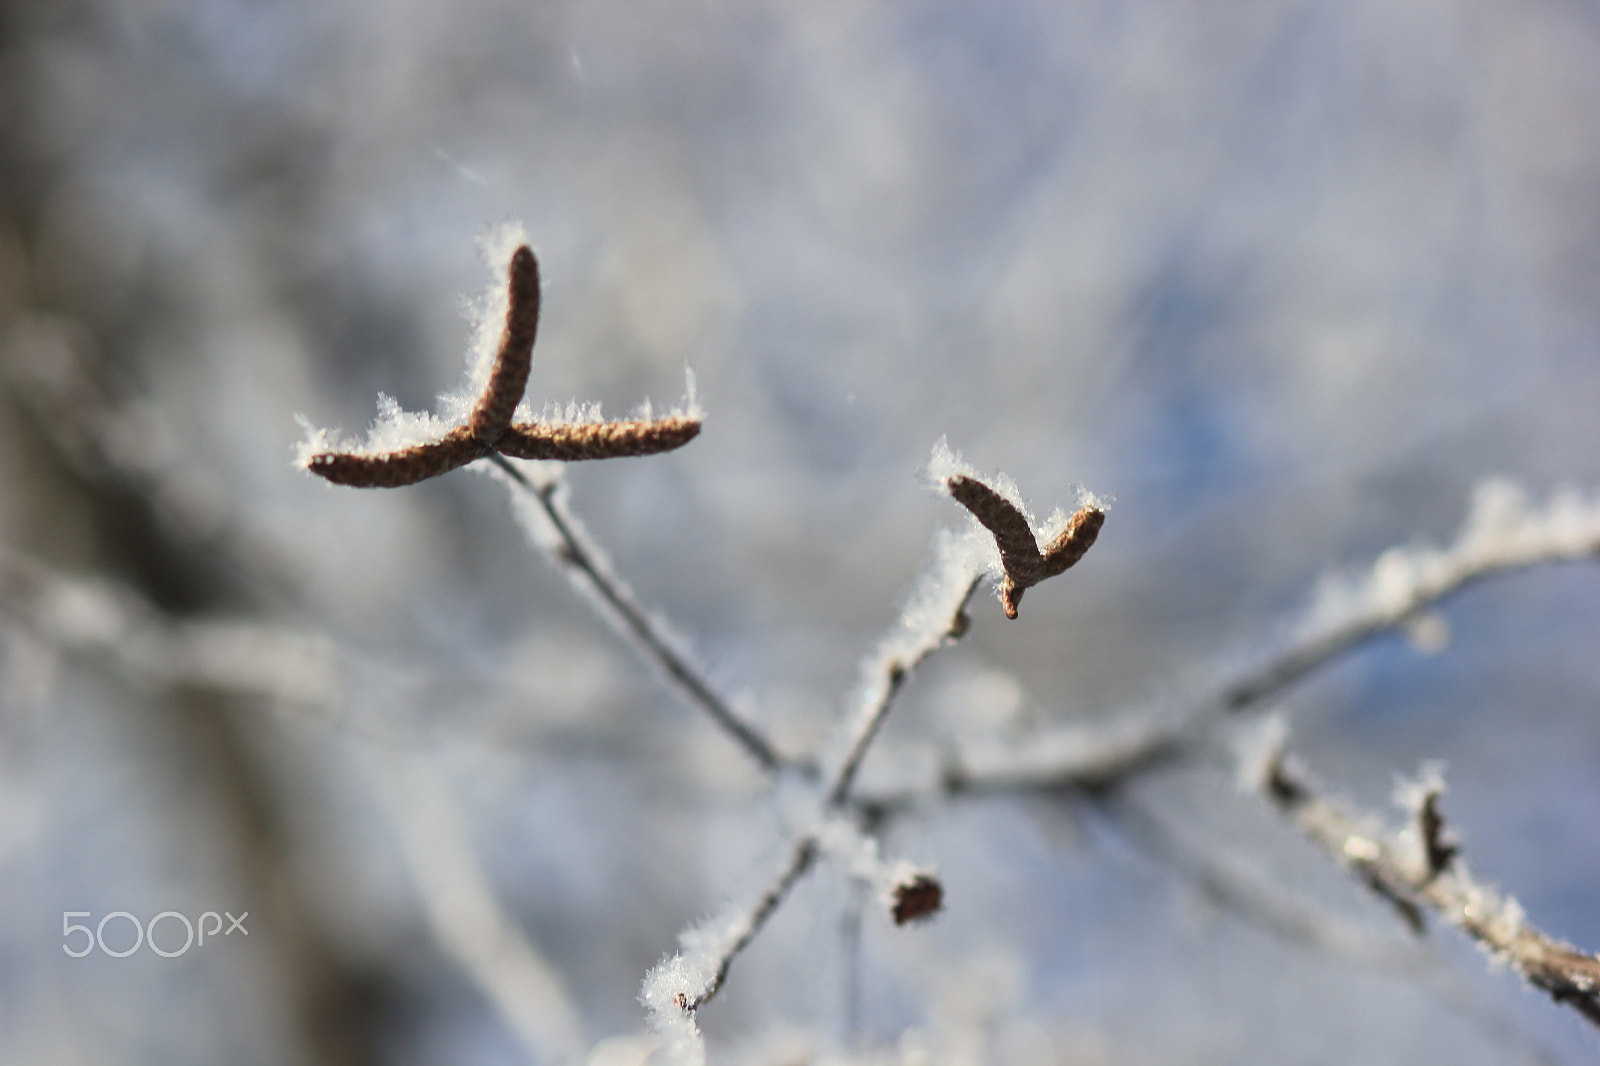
left=490, top=454, right=783, bottom=772
left=646, top=532, right=990, bottom=1024
left=828, top=573, right=982, bottom=806
left=687, top=839, right=819, bottom=1010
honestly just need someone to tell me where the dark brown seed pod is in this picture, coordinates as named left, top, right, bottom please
left=891, top=873, right=944, bottom=925
left=947, top=476, right=1043, bottom=583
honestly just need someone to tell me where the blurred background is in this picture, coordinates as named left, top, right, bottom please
left=3, top=1, right=1600, bottom=1063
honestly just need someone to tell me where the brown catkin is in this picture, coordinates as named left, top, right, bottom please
left=468, top=246, right=541, bottom=443
left=497, top=416, right=701, bottom=461
left=306, top=241, right=704, bottom=490
left=307, top=426, right=484, bottom=487
left=946, top=476, right=1042, bottom=583
left=1040, top=506, right=1104, bottom=577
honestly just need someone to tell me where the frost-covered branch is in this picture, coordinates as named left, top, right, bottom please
left=640, top=838, right=818, bottom=1065
left=1248, top=723, right=1600, bottom=1028
left=1222, top=480, right=1600, bottom=712
left=894, top=480, right=1600, bottom=802
left=826, top=524, right=987, bottom=805
left=639, top=819, right=944, bottom=1063
left=0, top=549, right=589, bottom=1058
left=641, top=516, right=1007, bottom=1043
left=292, top=231, right=770, bottom=768
left=0, top=547, right=340, bottom=706
left=490, top=455, right=782, bottom=771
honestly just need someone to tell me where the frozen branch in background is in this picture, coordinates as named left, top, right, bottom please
left=491, top=456, right=782, bottom=772
left=3, top=311, right=303, bottom=603
left=0, top=548, right=590, bottom=1061
left=364, top=747, right=584, bottom=1062
left=900, top=479, right=1600, bottom=802
left=1100, top=787, right=1565, bottom=1065
left=1098, top=789, right=1426, bottom=974
left=1224, top=479, right=1600, bottom=711
left=1246, top=722, right=1600, bottom=1029
left=0, top=547, right=340, bottom=707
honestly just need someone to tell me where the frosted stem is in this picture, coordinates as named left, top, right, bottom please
left=828, top=570, right=982, bottom=806
left=491, top=454, right=783, bottom=772
left=921, top=481, right=1600, bottom=799
left=1257, top=735, right=1600, bottom=1029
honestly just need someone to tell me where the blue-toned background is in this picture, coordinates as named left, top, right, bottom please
left=3, top=2, right=1599, bottom=1063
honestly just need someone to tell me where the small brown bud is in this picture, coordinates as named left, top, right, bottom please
left=891, top=873, right=944, bottom=925
left=1418, top=791, right=1458, bottom=877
